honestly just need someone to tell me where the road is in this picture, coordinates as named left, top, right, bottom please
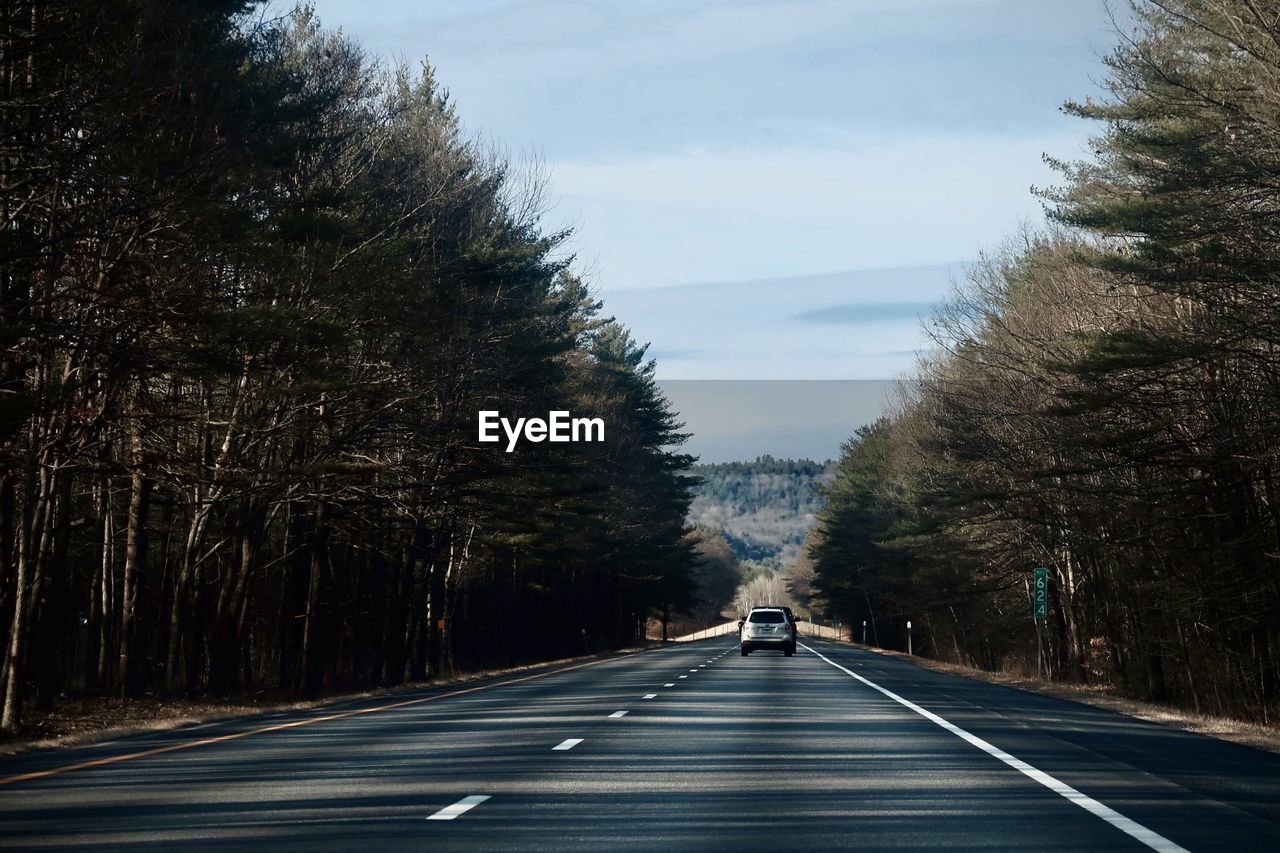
left=2, top=638, right=1278, bottom=851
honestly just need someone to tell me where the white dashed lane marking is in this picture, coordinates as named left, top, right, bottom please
left=427, top=795, right=491, bottom=821
left=609, top=711, right=628, bottom=718
left=552, top=738, right=583, bottom=751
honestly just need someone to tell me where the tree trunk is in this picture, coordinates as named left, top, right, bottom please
left=119, top=417, right=150, bottom=699
left=300, top=498, right=329, bottom=699
left=96, top=474, right=115, bottom=687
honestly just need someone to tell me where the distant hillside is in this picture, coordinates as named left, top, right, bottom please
left=688, top=455, right=834, bottom=568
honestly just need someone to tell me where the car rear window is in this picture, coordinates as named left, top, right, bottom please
left=749, top=611, right=785, bottom=623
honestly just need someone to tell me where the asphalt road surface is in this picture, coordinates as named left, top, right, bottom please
left=2, top=638, right=1278, bottom=851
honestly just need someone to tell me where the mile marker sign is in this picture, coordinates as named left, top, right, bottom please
left=1033, top=567, right=1049, bottom=621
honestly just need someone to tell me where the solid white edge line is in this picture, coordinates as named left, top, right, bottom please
left=427, top=794, right=491, bottom=821
left=799, top=642, right=1190, bottom=853
left=609, top=710, right=628, bottom=718
left=552, top=738, right=584, bottom=751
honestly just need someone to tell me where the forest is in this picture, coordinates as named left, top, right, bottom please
left=687, top=456, right=832, bottom=568
left=0, top=2, right=699, bottom=731
left=811, top=0, right=1280, bottom=724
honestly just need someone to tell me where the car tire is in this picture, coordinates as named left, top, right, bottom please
left=741, top=646, right=749, bottom=656
left=784, top=646, right=794, bottom=657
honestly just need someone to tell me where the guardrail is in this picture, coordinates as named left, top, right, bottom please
left=670, top=620, right=851, bottom=643
left=671, top=621, right=741, bottom=642
left=798, top=622, right=848, bottom=641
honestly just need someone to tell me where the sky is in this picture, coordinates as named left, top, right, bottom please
left=303, top=0, right=1119, bottom=457
left=658, top=380, right=900, bottom=462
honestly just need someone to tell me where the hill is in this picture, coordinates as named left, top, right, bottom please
left=687, top=455, right=834, bottom=568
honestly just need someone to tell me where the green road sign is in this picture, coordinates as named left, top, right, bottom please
left=1033, top=567, right=1049, bottom=620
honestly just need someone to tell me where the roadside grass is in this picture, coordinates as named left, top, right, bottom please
left=0, top=641, right=666, bottom=758
left=859, top=643, right=1280, bottom=755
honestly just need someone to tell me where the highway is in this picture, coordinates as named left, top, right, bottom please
left=1, top=638, right=1278, bottom=851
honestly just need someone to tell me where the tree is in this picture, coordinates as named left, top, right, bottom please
left=0, top=3, right=703, bottom=730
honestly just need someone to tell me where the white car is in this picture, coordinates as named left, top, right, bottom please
left=740, top=607, right=795, bottom=657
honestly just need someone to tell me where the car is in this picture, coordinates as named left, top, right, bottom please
left=740, top=607, right=795, bottom=656
left=771, top=605, right=800, bottom=652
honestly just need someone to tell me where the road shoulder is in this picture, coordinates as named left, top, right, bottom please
left=826, top=639, right=1280, bottom=755
left=0, top=642, right=666, bottom=760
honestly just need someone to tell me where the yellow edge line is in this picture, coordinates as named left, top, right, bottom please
left=0, top=651, right=637, bottom=787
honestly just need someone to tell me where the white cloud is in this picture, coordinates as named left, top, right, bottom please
left=304, top=0, right=1114, bottom=380
left=553, top=129, right=1086, bottom=289
left=602, top=265, right=957, bottom=379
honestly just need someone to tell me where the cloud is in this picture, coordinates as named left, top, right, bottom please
left=313, top=0, right=1114, bottom=163
left=646, top=348, right=712, bottom=360
left=305, top=0, right=1117, bottom=382
left=337, top=1, right=1104, bottom=83
left=791, top=302, right=932, bottom=325
left=555, top=129, right=1084, bottom=289
left=602, top=264, right=951, bottom=379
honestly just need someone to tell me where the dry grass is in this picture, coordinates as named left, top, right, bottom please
left=862, top=644, right=1280, bottom=754
left=0, top=643, right=663, bottom=759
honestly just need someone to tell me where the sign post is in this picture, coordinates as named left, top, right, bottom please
left=906, top=620, right=913, bottom=656
left=1033, top=567, right=1048, bottom=677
